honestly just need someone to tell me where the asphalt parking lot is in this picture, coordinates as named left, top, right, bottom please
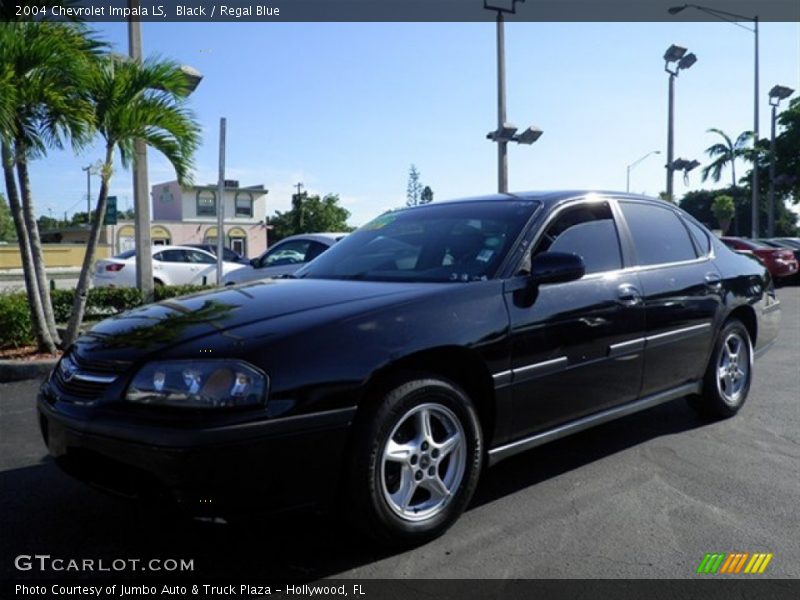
left=1, top=288, right=798, bottom=581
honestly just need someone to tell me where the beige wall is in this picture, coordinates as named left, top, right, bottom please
left=0, top=244, right=112, bottom=269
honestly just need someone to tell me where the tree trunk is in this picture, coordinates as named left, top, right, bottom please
left=731, top=163, right=738, bottom=236
left=15, top=141, right=61, bottom=347
left=63, top=144, right=114, bottom=347
left=1, top=142, right=54, bottom=352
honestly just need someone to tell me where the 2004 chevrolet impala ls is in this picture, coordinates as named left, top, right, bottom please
left=39, top=192, right=781, bottom=544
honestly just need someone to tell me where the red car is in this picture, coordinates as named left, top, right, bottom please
left=721, top=237, right=799, bottom=281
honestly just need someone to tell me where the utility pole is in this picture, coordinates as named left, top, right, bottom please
left=129, top=4, right=154, bottom=300
left=216, top=118, right=226, bottom=285
left=81, top=163, right=100, bottom=223
left=293, top=182, right=305, bottom=229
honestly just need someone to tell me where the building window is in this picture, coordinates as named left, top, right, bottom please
left=197, top=190, right=216, bottom=216
left=235, top=191, right=253, bottom=217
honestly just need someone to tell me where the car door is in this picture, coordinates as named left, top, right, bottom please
left=505, top=198, right=646, bottom=438
left=184, top=249, right=219, bottom=285
left=617, top=200, right=721, bottom=397
left=154, top=249, right=194, bottom=285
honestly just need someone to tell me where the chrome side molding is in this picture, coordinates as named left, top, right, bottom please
left=487, top=381, right=701, bottom=466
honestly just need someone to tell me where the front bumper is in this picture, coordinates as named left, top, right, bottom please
left=37, top=389, right=356, bottom=516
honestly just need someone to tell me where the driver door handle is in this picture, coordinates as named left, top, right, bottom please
left=617, top=283, right=642, bottom=307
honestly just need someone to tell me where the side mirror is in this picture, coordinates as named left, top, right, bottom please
left=530, top=252, right=585, bottom=285
left=250, top=258, right=259, bottom=268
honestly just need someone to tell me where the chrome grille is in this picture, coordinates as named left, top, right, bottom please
left=52, top=352, right=130, bottom=402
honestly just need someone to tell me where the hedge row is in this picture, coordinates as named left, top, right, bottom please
left=0, top=284, right=214, bottom=349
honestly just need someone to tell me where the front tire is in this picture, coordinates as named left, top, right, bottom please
left=348, top=377, right=482, bottom=546
left=688, top=318, right=753, bottom=419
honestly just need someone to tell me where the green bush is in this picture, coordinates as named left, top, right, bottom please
left=51, top=289, right=74, bottom=324
left=88, top=287, right=144, bottom=314
left=0, top=284, right=216, bottom=348
left=0, top=292, right=34, bottom=349
left=154, top=284, right=214, bottom=301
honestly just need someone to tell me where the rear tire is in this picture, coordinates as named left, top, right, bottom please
left=347, top=377, right=482, bottom=546
left=687, top=318, right=752, bottom=419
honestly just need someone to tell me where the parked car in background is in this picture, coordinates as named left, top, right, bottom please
left=759, top=239, right=800, bottom=283
left=769, top=237, right=800, bottom=251
left=222, top=232, right=346, bottom=285
left=41, top=192, right=780, bottom=545
left=184, top=243, right=249, bottom=264
left=95, top=246, right=245, bottom=288
left=720, top=237, right=798, bottom=282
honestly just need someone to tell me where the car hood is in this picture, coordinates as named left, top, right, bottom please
left=71, top=278, right=433, bottom=362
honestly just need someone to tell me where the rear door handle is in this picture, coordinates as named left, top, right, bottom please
left=704, top=273, right=723, bottom=291
left=617, top=283, right=642, bottom=307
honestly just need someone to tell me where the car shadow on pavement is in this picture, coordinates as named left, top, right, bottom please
left=0, top=398, right=707, bottom=582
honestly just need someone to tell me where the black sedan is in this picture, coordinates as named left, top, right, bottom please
left=38, top=192, right=781, bottom=545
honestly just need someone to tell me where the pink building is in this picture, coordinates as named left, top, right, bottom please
left=113, top=180, right=269, bottom=259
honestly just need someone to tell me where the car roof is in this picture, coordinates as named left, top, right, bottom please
left=279, top=232, right=348, bottom=242
left=152, top=245, right=215, bottom=255
left=398, top=190, right=670, bottom=211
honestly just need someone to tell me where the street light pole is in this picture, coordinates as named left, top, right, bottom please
left=663, top=44, right=696, bottom=202
left=669, top=4, right=760, bottom=237
left=496, top=10, right=508, bottom=193
left=484, top=1, right=541, bottom=194
left=767, top=85, right=795, bottom=237
left=666, top=71, right=676, bottom=200
left=128, top=5, right=154, bottom=301
left=626, top=150, right=660, bottom=193
left=753, top=16, right=759, bottom=237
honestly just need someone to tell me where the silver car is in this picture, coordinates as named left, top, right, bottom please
left=222, top=232, right=347, bottom=285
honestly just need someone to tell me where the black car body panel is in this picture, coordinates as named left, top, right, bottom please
left=38, top=191, right=781, bottom=516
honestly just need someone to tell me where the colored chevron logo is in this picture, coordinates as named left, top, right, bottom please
left=696, top=552, right=774, bottom=574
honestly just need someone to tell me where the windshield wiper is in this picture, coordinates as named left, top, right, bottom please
left=336, top=272, right=371, bottom=281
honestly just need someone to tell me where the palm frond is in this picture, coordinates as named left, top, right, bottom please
left=88, top=55, right=202, bottom=186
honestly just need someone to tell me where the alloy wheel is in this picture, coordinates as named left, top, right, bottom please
left=380, top=403, right=467, bottom=522
left=716, top=331, right=750, bottom=406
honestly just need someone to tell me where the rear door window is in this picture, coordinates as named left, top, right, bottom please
left=620, top=202, right=697, bottom=266
left=157, top=249, right=187, bottom=263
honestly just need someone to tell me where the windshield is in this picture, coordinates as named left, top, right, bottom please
left=114, top=249, right=136, bottom=259
left=296, top=200, right=538, bottom=282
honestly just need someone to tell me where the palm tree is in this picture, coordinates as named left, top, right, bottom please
left=701, top=128, right=753, bottom=187
left=62, top=55, right=201, bottom=346
left=701, top=128, right=754, bottom=238
left=0, top=22, right=100, bottom=352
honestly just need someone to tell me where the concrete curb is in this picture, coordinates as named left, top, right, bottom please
left=0, top=270, right=81, bottom=282
left=0, top=359, right=58, bottom=383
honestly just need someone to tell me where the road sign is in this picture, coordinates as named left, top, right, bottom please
left=104, top=196, right=117, bottom=225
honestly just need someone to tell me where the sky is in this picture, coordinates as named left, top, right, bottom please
left=26, top=20, right=800, bottom=227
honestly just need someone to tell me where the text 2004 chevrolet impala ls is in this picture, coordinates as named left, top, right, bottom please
left=39, top=192, right=780, bottom=544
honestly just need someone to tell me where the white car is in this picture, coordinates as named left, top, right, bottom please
left=95, top=246, right=245, bottom=288
left=222, top=232, right=346, bottom=285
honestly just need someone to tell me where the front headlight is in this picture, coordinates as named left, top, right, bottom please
left=125, top=360, right=268, bottom=409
